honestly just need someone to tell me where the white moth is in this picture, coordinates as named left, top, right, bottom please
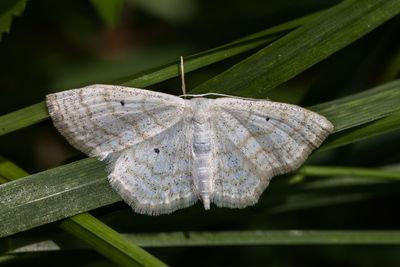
left=46, top=84, right=333, bottom=215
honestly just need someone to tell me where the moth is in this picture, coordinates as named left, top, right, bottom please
left=46, top=84, right=333, bottom=215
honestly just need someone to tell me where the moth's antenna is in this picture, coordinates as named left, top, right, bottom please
left=180, top=56, right=186, bottom=97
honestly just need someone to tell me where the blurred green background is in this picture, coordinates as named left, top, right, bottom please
left=1, top=0, right=400, bottom=266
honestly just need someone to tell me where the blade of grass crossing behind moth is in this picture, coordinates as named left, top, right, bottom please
left=0, top=156, right=167, bottom=267
left=190, top=0, right=400, bottom=97
left=0, top=9, right=323, bottom=137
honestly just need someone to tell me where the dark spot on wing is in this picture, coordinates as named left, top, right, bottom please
left=120, top=100, right=125, bottom=106
left=266, top=117, right=270, bottom=121
left=154, top=148, right=160, bottom=154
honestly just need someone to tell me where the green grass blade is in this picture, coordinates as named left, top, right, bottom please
left=6, top=230, right=400, bottom=251
left=0, top=79, right=399, bottom=238
left=377, top=45, right=400, bottom=83
left=0, top=158, right=118, bottom=238
left=267, top=174, right=400, bottom=213
left=89, top=0, right=123, bottom=29
left=0, top=156, right=167, bottom=267
left=0, top=156, right=29, bottom=179
left=266, top=189, right=399, bottom=214
left=267, top=191, right=393, bottom=214
left=299, top=166, right=400, bottom=181
left=117, top=10, right=321, bottom=88
left=320, top=112, right=400, bottom=151
left=125, top=230, right=400, bottom=246
left=0, top=102, right=48, bottom=136
left=0, top=0, right=27, bottom=41
left=59, top=213, right=167, bottom=267
left=0, top=158, right=167, bottom=266
left=190, top=0, right=400, bottom=96
left=309, top=80, right=400, bottom=131
left=0, top=10, right=321, bottom=137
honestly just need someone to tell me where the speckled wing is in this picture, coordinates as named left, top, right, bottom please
left=209, top=98, right=333, bottom=208
left=107, top=116, right=197, bottom=215
left=46, top=84, right=197, bottom=215
left=46, top=84, right=185, bottom=160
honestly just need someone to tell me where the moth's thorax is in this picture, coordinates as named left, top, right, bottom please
left=189, top=98, right=213, bottom=210
left=189, top=98, right=212, bottom=117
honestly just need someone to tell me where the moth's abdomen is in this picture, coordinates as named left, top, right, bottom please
left=191, top=99, right=213, bottom=210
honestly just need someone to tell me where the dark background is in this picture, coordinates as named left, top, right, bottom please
left=1, top=0, right=400, bottom=266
